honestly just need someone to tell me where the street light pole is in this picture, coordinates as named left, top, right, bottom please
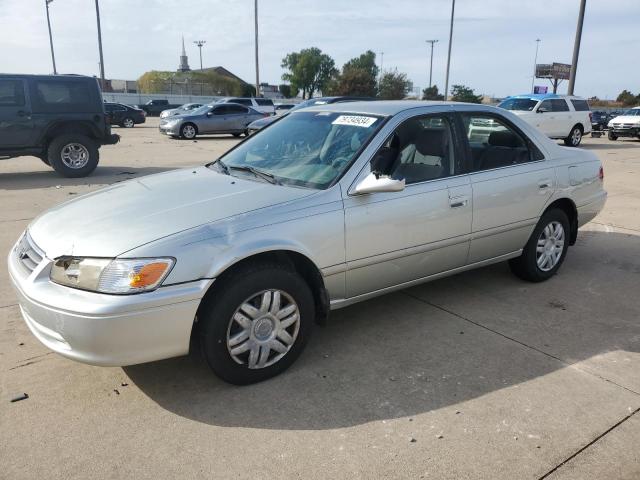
left=426, top=39, right=438, bottom=88
left=94, top=0, right=105, bottom=90
left=193, top=40, right=206, bottom=70
left=254, top=0, right=260, bottom=97
left=45, top=0, right=57, bottom=74
left=443, top=0, right=455, bottom=101
left=531, top=38, right=541, bottom=93
left=567, top=0, right=586, bottom=95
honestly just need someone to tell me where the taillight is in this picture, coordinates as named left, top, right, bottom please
left=599, top=165, right=604, bottom=181
left=589, top=112, right=593, bottom=122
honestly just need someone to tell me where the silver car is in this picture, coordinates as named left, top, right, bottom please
left=159, top=103, right=265, bottom=139
left=159, top=102, right=203, bottom=119
left=8, top=101, right=606, bottom=384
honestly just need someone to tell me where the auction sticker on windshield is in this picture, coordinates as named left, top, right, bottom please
left=332, top=115, right=378, bottom=128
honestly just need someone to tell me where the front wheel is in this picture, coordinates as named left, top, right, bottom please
left=564, top=126, right=583, bottom=147
left=121, top=117, right=135, bottom=128
left=509, top=209, right=570, bottom=282
left=47, top=134, right=99, bottom=178
left=608, top=131, right=617, bottom=141
left=198, top=263, right=314, bottom=385
left=180, top=123, right=197, bottom=139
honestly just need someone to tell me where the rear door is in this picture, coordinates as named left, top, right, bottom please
left=0, top=78, right=34, bottom=147
left=458, top=110, right=554, bottom=262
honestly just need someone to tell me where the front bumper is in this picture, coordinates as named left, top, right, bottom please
left=8, top=238, right=213, bottom=367
left=103, top=133, right=121, bottom=145
left=159, top=123, right=180, bottom=136
left=609, top=125, right=640, bottom=137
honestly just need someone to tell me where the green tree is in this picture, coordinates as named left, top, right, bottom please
left=137, top=70, right=245, bottom=96
left=377, top=69, right=411, bottom=100
left=281, top=47, right=337, bottom=99
left=616, top=89, right=637, bottom=106
left=278, top=84, right=297, bottom=98
left=327, top=50, right=378, bottom=97
left=422, top=85, right=444, bottom=100
left=450, top=84, right=483, bottom=103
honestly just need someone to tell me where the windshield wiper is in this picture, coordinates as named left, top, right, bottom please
left=228, top=165, right=279, bottom=185
left=215, top=159, right=230, bottom=175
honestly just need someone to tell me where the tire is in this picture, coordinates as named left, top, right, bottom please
left=47, top=134, right=99, bottom=178
left=198, top=262, right=315, bottom=385
left=608, top=131, right=617, bottom=141
left=180, top=123, right=197, bottom=139
left=232, top=132, right=242, bottom=138
left=564, top=125, right=583, bottom=147
left=509, top=209, right=570, bottom=282
left=121, top=117, right=135, bottom=128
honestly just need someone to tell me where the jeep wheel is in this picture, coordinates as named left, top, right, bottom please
left=47, top=134, right=99, bottom=178
left=121, top=117, right=135, bottom=128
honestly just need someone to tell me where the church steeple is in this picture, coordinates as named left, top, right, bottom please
left=177, top=35, right=191, bottom=72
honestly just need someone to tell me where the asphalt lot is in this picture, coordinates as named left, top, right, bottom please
left=1, top=118, right=639, bottom=479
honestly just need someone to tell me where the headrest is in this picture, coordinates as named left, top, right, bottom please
left=415, top=129, right=447, bottom=157
left=488, top=130, right=522, bottom=148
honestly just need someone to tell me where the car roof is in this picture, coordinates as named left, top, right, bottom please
left=506, top=93, right=586, bottom=101
left=299, top=100, right=490, bottom=116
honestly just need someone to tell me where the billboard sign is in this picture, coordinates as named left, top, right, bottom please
left=535, top=62, right=571, bottom=80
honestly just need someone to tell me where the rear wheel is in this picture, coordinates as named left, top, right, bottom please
left=509, top=209, right=570, bottom=282
left=564, top=125, right=583, bottom=147
left=198, top=262, right=314, bottom=385
left=47, top=134, right=99, bottom=178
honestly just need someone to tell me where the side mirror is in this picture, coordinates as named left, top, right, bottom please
left=353, top=172, right=405, bottom=195
left=206, top=111, right=213, bottom=117
left=537, top=107, right=548, bottom=114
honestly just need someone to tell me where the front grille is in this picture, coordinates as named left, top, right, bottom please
left=14, top=232, right=44, bottom=274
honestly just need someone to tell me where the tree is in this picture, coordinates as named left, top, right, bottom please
left=450, top=84, right=483, bottom=103
left=422, top=85, right=444, bottom=100
left=377, top=69, right=411, bottom=100
left=281, top=47, right=337, bottom=99
left=616, top=90, right=638, bottom=106
left=278, top=84, right=297, bottom=98
left=327, top=50, right=378, bottom=97
left=137, top=70, right=245, bottom=96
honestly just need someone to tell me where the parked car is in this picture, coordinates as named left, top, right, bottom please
left=247, top=96, right=376, bottom=134
left=275, top=103, right=296, bottom=114
left=9, top=101, right=606, bottom=384
left=0, top=74, right=119, bottom=177
left=159, top=103, right=203, bottom=119
left=136, top=99, right=181, bottom=116
left=159, top=103, right=265, bottom=139
left=607, top=107, right=640, bottom=140
left=590, top=111, right=611, bottom=131
left=104, top=102, right=146, bottom=128
left=498, top=94, right=592, bottom=146
left=215, top=97, right=275, bottom=115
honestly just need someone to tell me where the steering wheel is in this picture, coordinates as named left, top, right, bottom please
left=330, top=156, right=350, bottom=169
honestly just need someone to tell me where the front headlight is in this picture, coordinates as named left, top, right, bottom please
left=50, top=257, right=175, bottom=294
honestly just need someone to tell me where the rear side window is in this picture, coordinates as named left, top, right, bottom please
left=550, top=99, right=569, bottom=112
left=31, top=79, right=93, bottom=113
left=0, top=79, right=25, bottom=107
left=570, top=99, right=590, bottom=111
left=255, top=98, right=274, bottom=106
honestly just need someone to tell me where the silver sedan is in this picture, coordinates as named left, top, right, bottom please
left=9, top=101, right=606, bottom=384
left=159, top=102, right=265, bottom=139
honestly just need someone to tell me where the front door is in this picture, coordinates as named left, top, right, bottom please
left=343, top=113, right=472, bottom=298
left=199, top=105, right=228, bottom=133
left=0, top=78, right=34, bottom=147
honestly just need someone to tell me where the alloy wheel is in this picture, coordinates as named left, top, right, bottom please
left=536, top=221, right=565, bottom=272
left=123, top=118, right=134, bottom=128
left=571, top=128, right=582, bottom=146
left=60, top=143, right=90, bottom=169
left=182, top=124, right=196, bottom=139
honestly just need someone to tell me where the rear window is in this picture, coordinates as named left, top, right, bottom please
left=0, top=79, right=25, bottom=107
left=31, top=79, right=95, bottom=113
left=255, top=98, right=274, bottom=106
left=570, top=99, right=590, bottom=111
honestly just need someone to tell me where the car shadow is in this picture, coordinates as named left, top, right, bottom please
left=124, top=229, right=640, bottom=431
left=581, top=140, right=640, bottom=150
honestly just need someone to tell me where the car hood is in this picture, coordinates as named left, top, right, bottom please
left=28, top=167, right=313, bottom=259
left=249, top=115, right=279, bottom=128
left=609, top=115, right=640, bottom=124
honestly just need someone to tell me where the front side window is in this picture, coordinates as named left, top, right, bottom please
left=0, top=80, right=25, bottom=107
left=227, top=104, right=248, bottom=114
left=462, top=114, right=538, bottom=171
left=376, top=115, right=456, bottom=184
left=213, top=111, right=382, bottom=189
left=538, top=100, right=553, bottom=112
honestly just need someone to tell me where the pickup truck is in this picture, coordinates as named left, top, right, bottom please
left=136, top=99, right=181, bottom=116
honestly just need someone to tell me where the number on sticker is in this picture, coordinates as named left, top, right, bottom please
left=332, top=115, right=377, bottom=128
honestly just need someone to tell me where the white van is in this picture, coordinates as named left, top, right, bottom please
left=498, top=94, right=592, bottom=147
left=215, top=97, right=275, bottom=115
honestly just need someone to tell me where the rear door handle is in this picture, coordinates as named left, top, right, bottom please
left=538, top=179, right=552, bottom=189
left=449, top=196, right=469, bottom=208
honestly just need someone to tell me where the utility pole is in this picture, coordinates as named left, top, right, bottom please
left=94, top=0, right=105, bottom=90
left=444, top=0, right=455, bottom=101
left=254, top=0, right=260, bottom=97
left=378, top=51, right=384, bottom=84
left=567, top=0, right=586, bottom=95
left=45, top=0, right=57, bottom=74
left=425, top=39, right=438, bottom=88
left=193, top=40, right=206, bottom=70
left=531, top=38, right=541, bottom=93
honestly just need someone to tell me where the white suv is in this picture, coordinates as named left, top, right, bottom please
left=498, top=94, right=592, bottom=147
left=215, top=97, right=275, bottom=115
left=607, top=107, right=640, bottom=141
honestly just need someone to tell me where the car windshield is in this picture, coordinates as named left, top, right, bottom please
left=212, top=111, right=382, bottom=189
left=188, top=105, right=211, bottom=115
left=498, top=98, right=538, bottom=111
left=289, top=99, right=329, bottom=112
left=622, top=109, right=640, bottom=116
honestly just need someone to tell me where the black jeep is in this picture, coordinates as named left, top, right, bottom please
left=0, top=74, right=119, bottom=177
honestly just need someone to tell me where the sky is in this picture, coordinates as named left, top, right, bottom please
left=0, top=0, right=637, bottom=99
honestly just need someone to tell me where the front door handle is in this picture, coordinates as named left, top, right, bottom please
left=449, top=196, right=469, bottom=208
